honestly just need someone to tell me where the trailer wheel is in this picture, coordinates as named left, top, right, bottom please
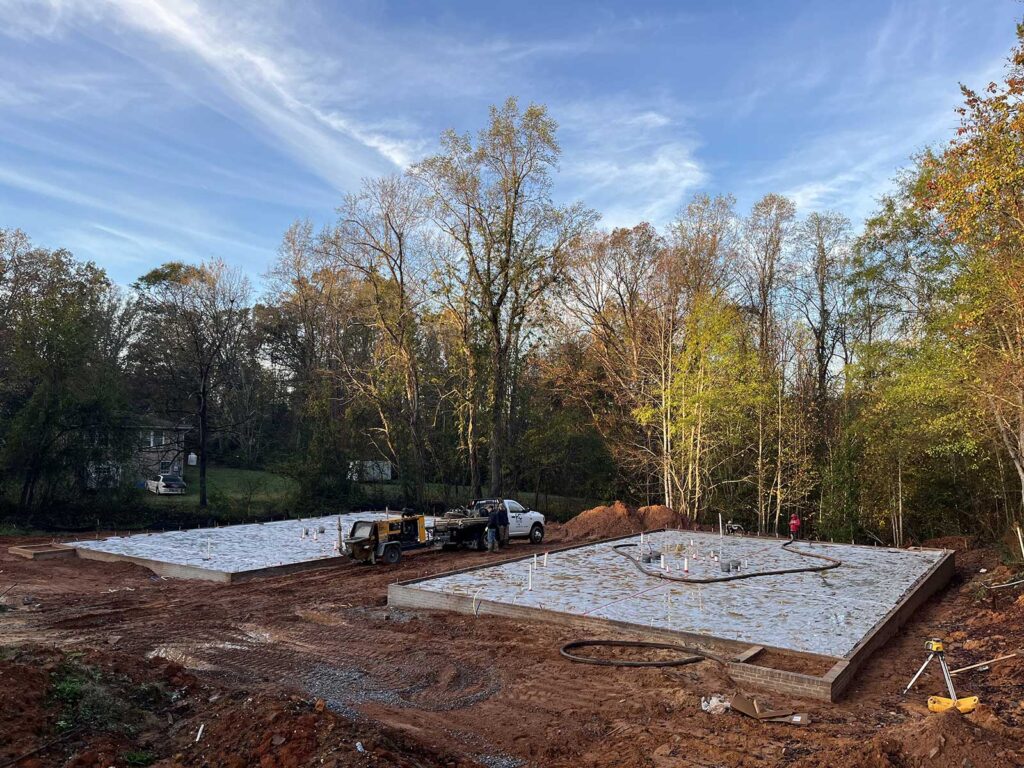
left=474, top=532, right=488, bottom=551
left=381, top=544, right=402, bottom=565
left=530, top=524, right=544, bottom=544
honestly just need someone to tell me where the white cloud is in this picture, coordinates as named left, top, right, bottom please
left=557, top=99, right=706, bottom=227
left=0, top=164, right=266, bottom=257
left=0, top=0, right=412, bottom=186
left=743, top=2, right=1010, bottom=222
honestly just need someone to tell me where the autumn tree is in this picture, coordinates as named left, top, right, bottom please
left=923, top=25, right=1024, bottom=512
left=560, top=223, right=666, bottom=500
left=262, top=221, right=359, bottom=504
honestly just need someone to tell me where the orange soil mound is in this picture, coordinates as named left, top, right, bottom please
left=563, top=501, right=689, bottom=541
left=824, top=708, right=1024, bottom=768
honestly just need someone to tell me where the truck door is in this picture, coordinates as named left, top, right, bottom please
left=506, top=500, right=527, bottom=534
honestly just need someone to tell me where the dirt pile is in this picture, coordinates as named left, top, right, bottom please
left=922, top=535, right=974, bottom=551
left=563, top=501, right=689, bottom=541
left=831, top=707, right=1024, bottom=767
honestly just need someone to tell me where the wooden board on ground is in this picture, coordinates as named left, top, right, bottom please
left=8, top=543, right=76, bottom=560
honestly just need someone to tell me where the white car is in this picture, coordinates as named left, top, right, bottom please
left=145, top=474, right=187, bottom=495
left=470, top=498, right=546, bottom=543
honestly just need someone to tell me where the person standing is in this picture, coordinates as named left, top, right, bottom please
left=789, top=513, right=801, bottom=541
left=487, top=504, right=501, bottom=552
left=497, top=503, right=510, bottom=548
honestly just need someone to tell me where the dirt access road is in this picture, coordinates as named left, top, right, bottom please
left=1, top=534, right=1023, bottom=768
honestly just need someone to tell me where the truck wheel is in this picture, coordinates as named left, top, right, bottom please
left=382, top=545, right=402, bottom=565
left=529, top=524, right=544, bottom=544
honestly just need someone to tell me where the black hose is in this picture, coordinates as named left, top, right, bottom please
left=560, top=639, right=717, bottom=667
left=612, top=537, right=841, bottom=584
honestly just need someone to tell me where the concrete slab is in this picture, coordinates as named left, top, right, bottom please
left=389, top=530, right=954, bottom=701
left=73, top=513, right=435, bottom=582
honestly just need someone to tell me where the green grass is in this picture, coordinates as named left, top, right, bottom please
left=122, top=751, right=156, bottom=766
left=49, top=658, right=170, bottom=736
left=0, top=522, right=39, bottom=536
left=133, top=465, right=598, bottom=525
left=140, top=466, right=297, bottom=510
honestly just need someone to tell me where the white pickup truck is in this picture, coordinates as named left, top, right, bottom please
left=468, top=498, right=546, bottom=543
left=433, top=498, right=547, bottom=549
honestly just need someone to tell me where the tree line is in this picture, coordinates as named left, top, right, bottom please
left=4, top=26, right=1024, bottom=545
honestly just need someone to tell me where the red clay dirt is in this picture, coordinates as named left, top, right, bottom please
left=1, top=532, right=1023, bottom=767
left=562, top=501, right=690, bottom=540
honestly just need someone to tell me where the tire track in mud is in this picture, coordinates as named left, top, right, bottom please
left=12, top=550, right=513, bottom=757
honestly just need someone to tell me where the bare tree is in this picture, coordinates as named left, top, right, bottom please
left=739, top=194, right=796, bottom=533
left=414, top=97, right=596, bottom=495
left=794, top=211, right=852, bottom=420
left=325, top=175, right=430, bottom=506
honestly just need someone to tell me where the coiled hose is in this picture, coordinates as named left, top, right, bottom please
left=612, top=537, right=841, bottom=584
left=559, top=639, right=729, bottom=667
left=560, top=540, right=839, bottom=668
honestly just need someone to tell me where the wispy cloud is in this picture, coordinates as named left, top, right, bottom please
left=557, top=98, right=706, bottom=227
left=0, top=0, right=409, bottom=183
left=739, top=0, right=1011, bottom=221
left=0, top=163, right=267, bottom=259
left=1, top=0, right=1016, bottom=280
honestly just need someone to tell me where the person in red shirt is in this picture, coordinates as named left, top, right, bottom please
left=789, top=513, right=801, bottom=541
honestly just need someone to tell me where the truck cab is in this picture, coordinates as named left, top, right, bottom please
left=469, top=498, right=546, bottom=543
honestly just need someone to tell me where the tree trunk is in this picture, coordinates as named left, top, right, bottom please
left=756, top=405, right=765, bottom=533
left=895, top=454, right=904, bottom=548
left=404, top=363, right=425, bottom=508
left=19, top=466, right=37, bottom=511
left=488, top=345, right=505, bottom=497
left=199, top=381, right=209, bottom=509
left=989, top=393, right=1024, bottom=513
left=774, top=373, right=784, bottom=534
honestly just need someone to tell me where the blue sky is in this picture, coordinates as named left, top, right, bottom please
left=0, top=0, right=1018, bottom=285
